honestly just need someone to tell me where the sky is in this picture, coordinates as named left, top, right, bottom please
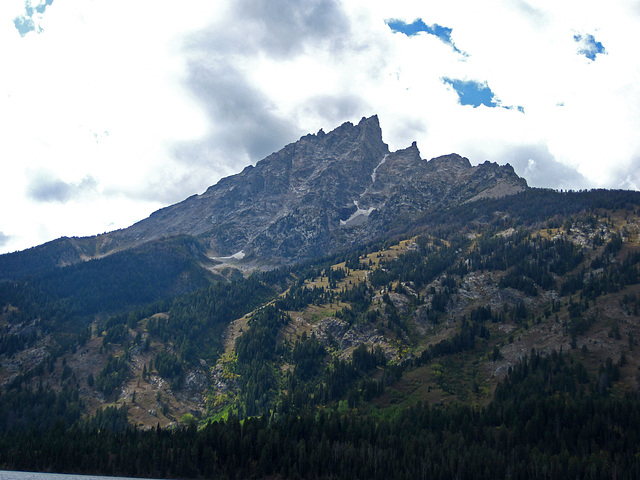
left=2, top=0, right=640, bottom=254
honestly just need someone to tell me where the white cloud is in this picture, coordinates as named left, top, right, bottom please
left=2, top=0, right=640, bottom=254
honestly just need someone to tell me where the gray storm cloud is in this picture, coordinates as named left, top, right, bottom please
left=0, top=232, right=11, bottom=248
left=168, top=0, right=356, bottom=202
left=613, top=155, right=640, bottom=191
left=207, top=0, right=350, bottom=58
left=301, top=94, right=369, bottom=125
left=27, top=171, right=97, bottom=203
left=497, top=144, right=590, bottom=190
left=184, top=62, right=297, bottom=163
left=181, top=0, right=353, bottom=156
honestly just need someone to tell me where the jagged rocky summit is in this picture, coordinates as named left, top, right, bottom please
left=0, top=115, right=527, bottom=276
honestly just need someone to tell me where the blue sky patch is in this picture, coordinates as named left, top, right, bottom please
left=574, top=33, right=605, bottom=61
left=442, top=78, right=498, bottom=108
left=442, top=77, right=525, bottom=113
left=36, top=0, right=54, bottom=14
left=13, top=16, right=36, bottom=36
left=386, top=18, right=464, bottom=54
left=13, top=0, right=54, bottom=37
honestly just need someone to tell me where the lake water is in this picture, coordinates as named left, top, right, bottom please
left=0, top=472, right=162, bottom=480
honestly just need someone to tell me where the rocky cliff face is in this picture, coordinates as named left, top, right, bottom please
left=99, top=115, right=525, bottom=266
left=0, top=116, right=528, bottom=276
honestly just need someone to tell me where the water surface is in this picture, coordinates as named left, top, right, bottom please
left=0, top=471, right=161, bottom=480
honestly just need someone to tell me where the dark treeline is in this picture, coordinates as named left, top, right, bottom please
left=0, top=236, right=225, bottom=371
left=282, top=341, right=387, bottom=413
left=2, top=351, right=640, bottom=479
left=472, top=232, right=584, bottom=296
left=234, top=306, right=290, bottom=416
left=368, top=237, right=464, bottom=290
left=0, top=383, right=83, bottom=433
left=561, top=250, right=640, bottom=299
left=32, top=236, right=216, bottom=316
left=147, top=276, right=276, bottom=365
left=411, top=188, right=640, bottom=238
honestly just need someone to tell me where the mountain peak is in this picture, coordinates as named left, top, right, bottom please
left=427, top=153, right=472, bottom=170
left=358, top=114, right=380, bottom=127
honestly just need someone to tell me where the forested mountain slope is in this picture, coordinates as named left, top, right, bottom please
left=1, top=187, right=639, bottom=424
left=1, top=188, right=640, bottom=478
left=1, top=115, right=640, bottom=478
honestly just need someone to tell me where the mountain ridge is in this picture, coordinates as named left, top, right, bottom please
left=0, top=115, right=527, bottom=279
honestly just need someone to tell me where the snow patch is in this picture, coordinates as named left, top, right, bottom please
left=213, top=250, right=246, bottom=261
left=371, top=154, right=388, bottom=184
left=341, top=154, right=387, bottom=227
left=340, top=200, right=376, bottom=226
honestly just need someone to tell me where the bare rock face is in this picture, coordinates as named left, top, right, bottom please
left=0, top=115, right=528, bottom=275
left=94, top=116, right=389, bottom=263
left=101, top=115, right=526, bottom=267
